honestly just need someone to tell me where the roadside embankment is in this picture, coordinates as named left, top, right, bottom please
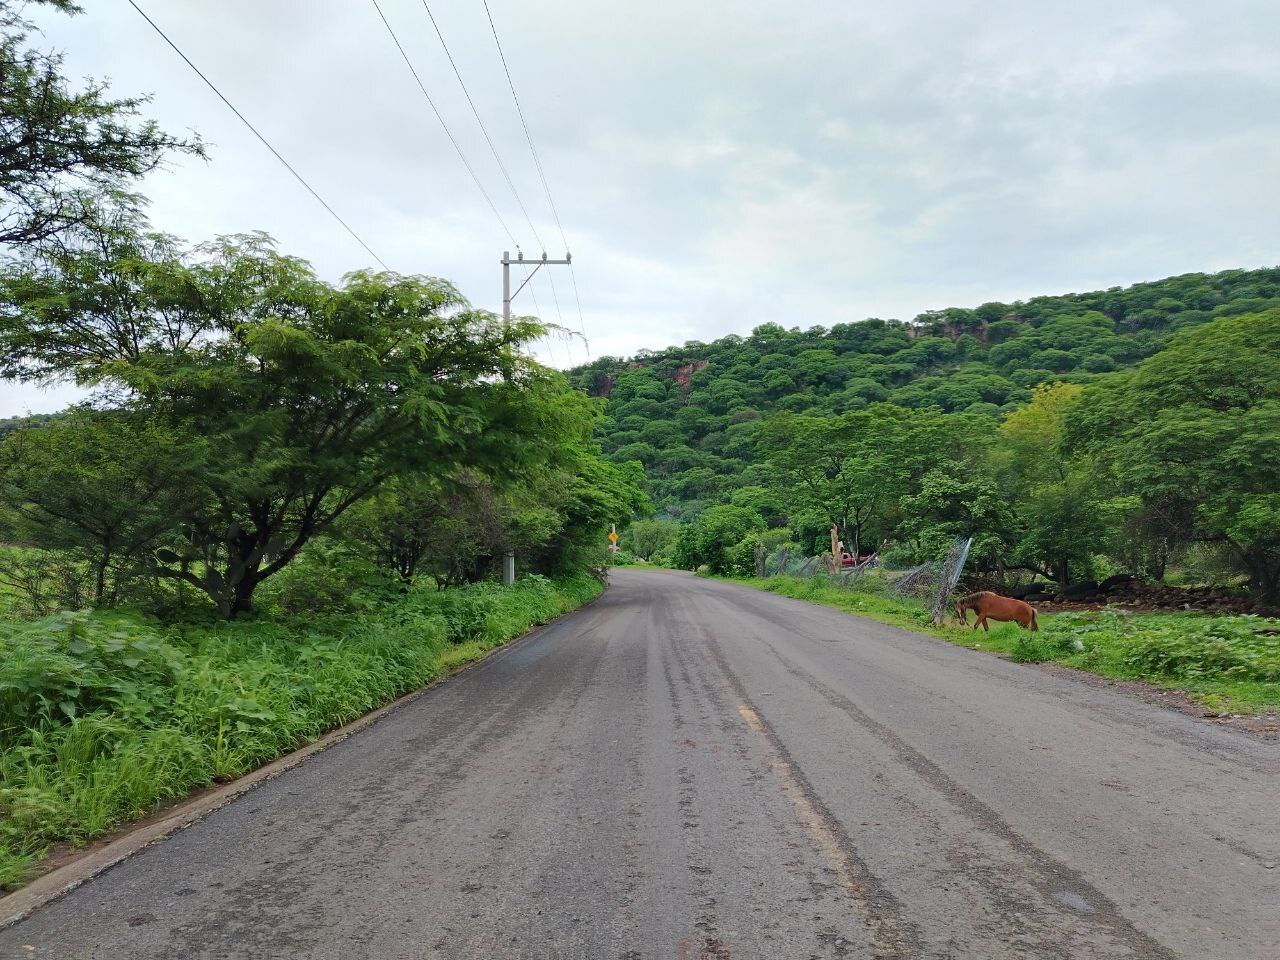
left=0, top=573, right=602, bottom=891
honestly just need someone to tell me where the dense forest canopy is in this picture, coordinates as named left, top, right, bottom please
left=574, top=269, right=1280, bottom=601
left=572, top=267, right=1280, bottom=512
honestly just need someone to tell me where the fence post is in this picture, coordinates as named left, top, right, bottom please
left=754, top=541, right=766, bottom=578
left=930, top=536, right=974, bottom=624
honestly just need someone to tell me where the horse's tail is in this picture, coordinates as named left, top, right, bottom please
left=1030, top=607, right=1039, bottom=632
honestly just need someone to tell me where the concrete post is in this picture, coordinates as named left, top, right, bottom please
left=503, top=552, right=516, bottom=586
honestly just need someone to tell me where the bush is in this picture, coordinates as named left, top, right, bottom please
left=257, top=542, right=401, bottom=615
left=0, top=547, right=93, bottom=619
left=1119, top=616, right=1279, bottom=682
left=1042, top=612, right=1280, bottom=682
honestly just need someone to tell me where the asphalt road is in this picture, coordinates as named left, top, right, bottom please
left=3, top=568, right=1274, bottom=959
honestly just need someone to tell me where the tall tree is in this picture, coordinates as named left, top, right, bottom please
left=755, top=404, right=986, bottom=557
left=623, top=519, right=678, bottom=562
left=0, top=407, right=191, bottom=603
left=0, top=228, right=558, bottom=615
left=1069, top=311, right=1280, bottom=600
left=994, top=383, right=1120, bottom=587
left=0, top=1, right=201, bottom=246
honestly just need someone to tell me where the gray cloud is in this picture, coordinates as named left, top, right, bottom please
left=3, top=0, right=1278, bottom=415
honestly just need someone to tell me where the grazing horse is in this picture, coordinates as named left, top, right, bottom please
left=955, top=591, right=1039, bottom=632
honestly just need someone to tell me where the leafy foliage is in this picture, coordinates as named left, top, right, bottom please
left=0, top=229, right=613, bottom=614
left=0, top=409, right=191, bottom=604
left=0, top=1, right=202, bottom=245
left=672, top=504, right=765, bottom=574
left=575, top=271, right=1280, bottom=598
left=574, top=268, right=1280, bottom=515
left=1069, top=312, right=1280, bottom=599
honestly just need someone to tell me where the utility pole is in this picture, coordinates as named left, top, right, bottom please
left=499, top=250, right=575, bottom=586
left=502, top=250, right=572, bottom=328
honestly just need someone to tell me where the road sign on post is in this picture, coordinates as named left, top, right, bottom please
left=608, top=524, right=619, bottom=553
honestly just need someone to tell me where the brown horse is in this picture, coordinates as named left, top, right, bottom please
left=954, top=591, right=1039, bottom=632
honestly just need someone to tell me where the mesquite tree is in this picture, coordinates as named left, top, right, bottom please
left=0, top=0, right=201, bottom=246
left=0, top=226, right=558, bottom=615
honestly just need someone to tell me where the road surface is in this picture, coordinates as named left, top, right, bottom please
left=2, top=568, right=1273, bottom=959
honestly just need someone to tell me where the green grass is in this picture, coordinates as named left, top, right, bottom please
left=0, top=573, right=601, bottom=892
left=732, top=575, right=1280, bottom=714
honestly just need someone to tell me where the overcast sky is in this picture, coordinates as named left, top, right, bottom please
left=4, top=0, right=1280, bottom=415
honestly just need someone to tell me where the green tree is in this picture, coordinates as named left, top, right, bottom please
left=672, top=505, right=765, bottom=573
left=0, top=407, right=191, bottom=603
left=0, top=1, right=201, bottom=245
left=523, top=453, right=647, bottom=575
left=0, top=228, right=560, bottom=615
left=623, top=518, right=678, bottom=562
left=996, top=383, right=1120, bottom=586
left=343, top=472, right=504, bottom=586
left=1070, top=312, right=1280, bottom=599
left=755, top=404, right=973, bottom=557
left=895, top=467, right=1016, bottom=570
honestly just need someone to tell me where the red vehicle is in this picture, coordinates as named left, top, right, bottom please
left=841, top=551, right=876, bottom=568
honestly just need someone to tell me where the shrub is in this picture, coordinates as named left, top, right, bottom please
left=1042, top=612, right=1280, bottom=682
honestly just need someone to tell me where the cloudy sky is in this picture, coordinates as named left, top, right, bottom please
left=5, top=0, right=1280, bottom=415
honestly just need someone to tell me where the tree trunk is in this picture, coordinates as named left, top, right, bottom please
left=228, top=576, right=257, bottom=617
left=1244, top=549, right=1280, bottom=604
left=94, top=555, right=108, bottom=606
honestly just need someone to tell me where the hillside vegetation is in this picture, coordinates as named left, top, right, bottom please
left=576, top=270, right=1280, bottom=603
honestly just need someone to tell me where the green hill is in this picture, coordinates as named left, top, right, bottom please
left=570, top=267, right=1280, bottom=514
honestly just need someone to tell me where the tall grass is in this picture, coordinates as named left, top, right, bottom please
left=0, top=573, right=601, bottom=891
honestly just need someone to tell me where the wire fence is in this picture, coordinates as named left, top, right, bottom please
left=763, top=536, right=975, bottom=624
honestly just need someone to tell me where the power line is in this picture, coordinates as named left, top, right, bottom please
left=419, top=1, right=543, bottom=251
left=481, top=0, right=563, bottom=247
left=545, top=267, right=568, bottom=357
left=369, top=0, right=518, bottom=248
left=125, top=0, right=390, bottom=270
left=481, top=0, right=589, bottom=357
left=523, top=266, right=568, bottom=367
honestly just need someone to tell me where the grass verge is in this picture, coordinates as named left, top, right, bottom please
left=0, top=573, right=601, bottom=892
left=731, top=575, right=1280, bottom=715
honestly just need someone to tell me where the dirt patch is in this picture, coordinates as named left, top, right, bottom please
left=1031, top=662, right=1278, bottom=740
left=673, top=360, right=709, bottom=390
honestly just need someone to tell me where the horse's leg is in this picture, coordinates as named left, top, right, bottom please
left=980, top=617, right=989, bottom=633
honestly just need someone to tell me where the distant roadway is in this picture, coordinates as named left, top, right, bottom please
left=2, top=568, right=1272, bottom=959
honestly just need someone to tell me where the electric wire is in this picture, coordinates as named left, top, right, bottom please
left=545, top=267, right=569, bottom=361
left=523, top=267, right=566, bottom=367
left=369, top=0, right=518, bottom=248
left=420, top=1, right=544, bottom=252
left=481, top=0, right=589, bottom=357
left=126, top=0, right=390, bottom=270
